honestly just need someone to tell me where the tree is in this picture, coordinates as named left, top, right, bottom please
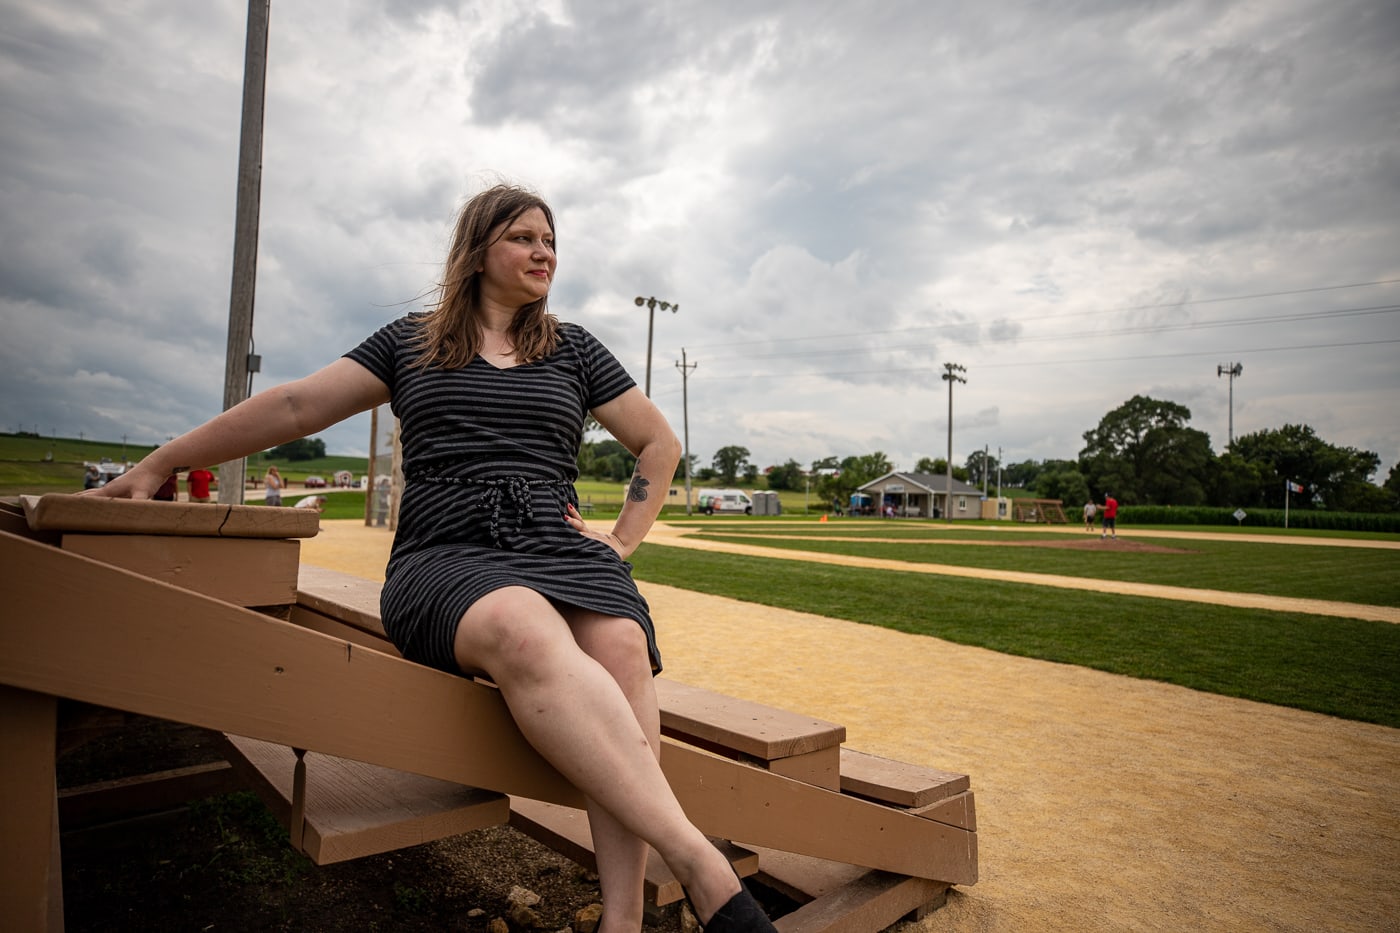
left=1001, top=459, right=1043, bottom=489
left=266, top=437, right=325, bottom=461
left=582, top=438, right=636, bottom=482
left=1231, top=424, right=1380, bottom=510
left=766, top=459, right=804, bottom=491
left=964, top=450, right=999, bottom=490
left=1384, top=463, right=1400, bottom=511
left=1078, top=395, right=1212, bottom=505
left=1034, top=467, right=1090, bottom=507
left=743, top=463, right=759, bottom=484
left=1206, top=451, right=1264, bottom=508
left=712, top=446, right=750, bottom=484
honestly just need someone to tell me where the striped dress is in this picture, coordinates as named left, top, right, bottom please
left=345, top=314, right=660, bottom=675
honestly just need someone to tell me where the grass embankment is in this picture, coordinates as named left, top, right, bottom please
left=628, top=543, right=1400, bottom=728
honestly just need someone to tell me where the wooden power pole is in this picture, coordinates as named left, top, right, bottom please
left=218, top=0, right=271, bottom=504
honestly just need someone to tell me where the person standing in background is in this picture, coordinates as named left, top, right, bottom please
left=1101, top=493, right=1118, bottom=539
left=187, top=467, right=215, bottom=502
left=263, top=464, right=283, bottom=506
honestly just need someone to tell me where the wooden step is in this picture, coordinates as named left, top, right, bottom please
left=220, top=734, right=510, bottom=865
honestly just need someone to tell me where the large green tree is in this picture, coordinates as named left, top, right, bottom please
left=1231, top=424, right=1381, bottom=511
left=711, top=445, right=751, bottom=484
left=1078, top=395, right=1212, bottom=505
left=766, top=459, right=804, bottom=491
left=266, top=437, right=325, bottom=461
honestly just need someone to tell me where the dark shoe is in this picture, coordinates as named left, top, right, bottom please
left=702, top=884, right=777, bottom=933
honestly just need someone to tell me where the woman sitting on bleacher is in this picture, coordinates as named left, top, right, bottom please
left=81, top=183, right=774, bottom=933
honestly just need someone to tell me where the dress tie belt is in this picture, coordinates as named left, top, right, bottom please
left=409, top=471, right=572, bottom=546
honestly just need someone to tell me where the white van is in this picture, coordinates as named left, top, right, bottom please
left=696, top=488, right=753, bottom=515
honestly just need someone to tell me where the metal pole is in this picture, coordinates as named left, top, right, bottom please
left=635, top=296, right=677, bottom=398
left=940, top=363, right=966, bottom=523
left=218, top=0, right=271, bottom=505
left=676, top=349, right=697, bottom=515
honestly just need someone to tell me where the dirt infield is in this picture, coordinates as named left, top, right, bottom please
left=300, top=520, right=1400, bottom=933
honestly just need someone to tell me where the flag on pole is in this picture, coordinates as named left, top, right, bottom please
left=1286, top=480, right=1304, bottom=494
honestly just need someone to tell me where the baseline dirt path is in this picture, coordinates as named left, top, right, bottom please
left=300, top=521, right=1400, bottom=933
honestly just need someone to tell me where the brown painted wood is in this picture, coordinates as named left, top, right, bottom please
left=296, top=564, right=390, bottom=639
left=2, top=531, right=977, bottom=884
left=666, top=742, right=977, bottom=885
left=220, top=735, right=510, bottom=864
left=655, top=678, right=846, bottom=761
left=62, top=534, right=300, bottom=607
left=0, top=685, right=62, bottom=933
left=508, top=797, right=759, bottom=907
left=20, top=493, right=319, bottom=538
left=57, top=761, right=244, bottom=829
left=769, top=865, right=948, bottom=933
left=288, top=606, right=400, bottom=656
left=0, top=530, right=583, bottom=809
left=839, top=748, right=969, bottom=808
left=912, top=790, right=977, bottom=831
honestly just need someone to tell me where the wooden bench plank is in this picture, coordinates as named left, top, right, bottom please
left=289, top=605, right=400, bottom=657
left=297, top=564, right=389, bottom=639
left=839, top=748, right=969, bottom=808
left=656, top=678, right=846, bottom=763
left=63, top=534, right=301, bottom=607
left=20, top=493, right=319, bottom=538
left=221, top=734, right=510, bottom=865
left=508, top=797, right=759, bottom=906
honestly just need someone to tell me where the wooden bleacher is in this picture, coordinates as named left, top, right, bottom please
left=1012, top=498, right=1069, bottom=524
left=0, top=495, right=977, bottom=932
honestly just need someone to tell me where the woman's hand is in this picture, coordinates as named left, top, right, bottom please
left=76, top=460, right=168, bottom=500
left=564, top=503, right=629, bottom=558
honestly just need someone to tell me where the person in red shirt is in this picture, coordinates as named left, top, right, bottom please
left=186, top=468, right=215, bottom=502
left=1101, top=493, right=1118, bottom=539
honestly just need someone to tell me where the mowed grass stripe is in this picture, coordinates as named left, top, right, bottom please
left=629, top=546, right=1400, bottom=728
left=682, top=533, right=1400, bottom=608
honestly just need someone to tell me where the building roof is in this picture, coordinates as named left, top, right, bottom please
left=858, top=470, right=985, bottom=497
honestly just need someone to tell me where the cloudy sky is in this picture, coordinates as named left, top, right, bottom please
left=3, top=0, right=1398, bottom=483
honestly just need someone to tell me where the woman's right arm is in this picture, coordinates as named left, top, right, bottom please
left=87, top=358, right=390, bottom=500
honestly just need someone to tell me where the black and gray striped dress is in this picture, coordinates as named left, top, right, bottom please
left=344, top=314, right=660, bottom=675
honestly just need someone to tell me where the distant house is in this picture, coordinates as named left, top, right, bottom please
left=858, top=471, right=985, bottom=520
left=333, top=470, right=355, bottom=488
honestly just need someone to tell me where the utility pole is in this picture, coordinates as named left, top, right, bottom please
left=219, top=0, right=271, bottom=505
left=1217, top=362, right=1243, bottom=448
left=941, top=363, right=966, bottom=523
left=676, top=349, right=697, bottom=515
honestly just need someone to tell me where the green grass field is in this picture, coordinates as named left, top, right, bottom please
left=674, top=527, right=1400, bottom=607
left=627, top=544, right=1400, bottom=729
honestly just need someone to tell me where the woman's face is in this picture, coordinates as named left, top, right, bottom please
left=479, top=207, right=556, bottom=310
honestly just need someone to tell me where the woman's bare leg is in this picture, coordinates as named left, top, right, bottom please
left=568, top=610, right=661, bottom=931
left=453, top=588, right=742, bottom=923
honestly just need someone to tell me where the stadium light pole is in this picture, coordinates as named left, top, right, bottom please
left=1217, top=362, right=1243, bottom=448
left=635, top=295, right=678, bottom=397
left=942, top=363, right=966, bottom=523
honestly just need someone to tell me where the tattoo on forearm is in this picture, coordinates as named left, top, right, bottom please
left=627, top=475, right=650, bottom=502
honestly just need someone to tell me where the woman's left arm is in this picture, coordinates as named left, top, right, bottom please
left=568, top=386, right=681, bottom=559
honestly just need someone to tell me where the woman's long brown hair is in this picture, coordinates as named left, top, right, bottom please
left=411, top=184, right=559, bottom=369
